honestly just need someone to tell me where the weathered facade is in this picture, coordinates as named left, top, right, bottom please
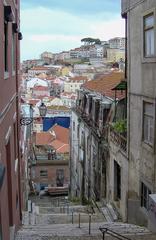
left=0, top=1, right=22, bottom=239
left=122, top=0, right=156, bottom=226
left=70, top=72, right=125, bottom=204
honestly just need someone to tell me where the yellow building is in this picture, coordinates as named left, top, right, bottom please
left=106, top=48, right=125, bottom=62
left=61, top=66, right=72, bottom=76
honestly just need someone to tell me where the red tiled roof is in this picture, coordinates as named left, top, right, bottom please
left=33, top=86, right=49, bottom=91
left=31, top=66, right=50, bottom=70
left=46, top=76, right=56, bottom=81
left=69, top=76, right=88, bottom=82
left=35, top=132, right=55, bottom=145
left=83, top=72, right=125, bottom=100
left=28, top=99, right=40, bottom=106
left=50, top=140, right=69, bottom=153
left=50, top=125, right=69, bottom=144
left=57, top=144, right=69, bottom=153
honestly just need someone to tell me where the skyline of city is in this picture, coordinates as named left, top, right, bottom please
left=21, top=0, right=125, bottom=60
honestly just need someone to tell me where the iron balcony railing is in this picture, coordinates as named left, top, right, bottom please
left=109, top=125, right=127, bottom=153
left=99, top=227, right=132, bottom=240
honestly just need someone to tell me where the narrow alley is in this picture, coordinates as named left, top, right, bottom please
left=15, top=195, right=154, bottom=240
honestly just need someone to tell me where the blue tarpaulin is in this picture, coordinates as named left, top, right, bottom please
left=43, top=117, right=70, bottom=131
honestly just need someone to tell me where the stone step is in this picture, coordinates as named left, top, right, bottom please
left=23, top=213, right=105, bottom=225
left=101, top=207, right=113, bottom=222
left=106, top=203, right=118, bottom=221
left=19, top=222, right=150, bottom=234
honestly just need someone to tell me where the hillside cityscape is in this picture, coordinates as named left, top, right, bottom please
left=0, top=1, right=156, bottom=240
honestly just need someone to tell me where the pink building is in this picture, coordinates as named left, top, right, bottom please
left=0, top=1, right=22, bottom=239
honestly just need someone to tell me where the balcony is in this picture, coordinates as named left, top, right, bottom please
left=109, top=124, right=127, bottom=153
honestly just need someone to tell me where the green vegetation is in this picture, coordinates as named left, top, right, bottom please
left=112, top=119, right=127, bottom=134
left=81, top=37, right=101, bottom=45
left=69, top=196, right=81, bottom=204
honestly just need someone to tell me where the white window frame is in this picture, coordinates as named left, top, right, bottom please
left=142, top=8, right=156, bottom=63
left=142, top=101, right=154, bottom=146
left=143, top=13, right=155, bottom=57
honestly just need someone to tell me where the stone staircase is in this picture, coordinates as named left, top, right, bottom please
left=15, top=196, right=156, bottom=240
left=15, top=222, right=154, bottom=240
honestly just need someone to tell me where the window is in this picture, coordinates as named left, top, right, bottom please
left=40, top=170, right=48, bottom=177
left=143, top=102, right=154, bottom=145
left=56, top=169, right=64, bottom=186
left=141, top=182, right=151, bottom=209
left=12, top=26, right=15, bottom=71
left=144, top=13, right=155, bottom=57
left=73, top=121, right=75, bottom=131
left=4, top=20, right=8, bottom=72
left=13, top=123, right=17, bottom=160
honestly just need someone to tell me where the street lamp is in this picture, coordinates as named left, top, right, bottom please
left=20, top=102, right=47, bottom=126
left=38, top=102, right=47, bottom=117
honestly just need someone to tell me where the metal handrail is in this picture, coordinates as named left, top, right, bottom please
left=99, top=227, right=132, bottom=240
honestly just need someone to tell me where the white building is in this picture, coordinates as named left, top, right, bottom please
left=26, top=78, right=48, bottom=89
left=64, top=76, right=88, bottom=93
left=109, top=37, right=125, bottom=49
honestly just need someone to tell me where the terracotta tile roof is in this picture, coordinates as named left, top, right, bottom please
left=57, top=144, right=69, bottom=153
left=69, top=76, right=88, bottom=82
left=50, top=140, right=69, bottom=153
left=49, top=125, right=69, bottom=144
left=35, top=132, right=55, bottom=145
left=28, top=99, right=40, bottom=106
left=35, top=95, right=48, bottom=100
left=47, top=105, right=70, bottom=111
left=82, top=72, right=125, bottom=100
left=33, top=86, right=49, bottom=91
left=46, top=76, right=56, bottom=81
left=31, top=66, right=50, bottom=70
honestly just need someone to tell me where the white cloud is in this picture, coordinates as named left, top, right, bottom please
left=29, top=34, right=82, bottom=43
left=90, top=19, right=125, bottom=40
left=21, top=7, right=125, bottom=60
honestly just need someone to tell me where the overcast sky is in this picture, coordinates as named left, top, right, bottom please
left=21, top=0, right=125, bottom=60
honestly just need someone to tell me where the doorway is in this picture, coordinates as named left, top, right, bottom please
left=114, top=160, right=121, bottom=201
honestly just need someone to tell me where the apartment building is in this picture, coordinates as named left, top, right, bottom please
left=121, top=0, right=156, bottom=227
left=109, top=37, right=125, bottom=49
left=64, top=76, right=88, bottom=93
left=31, top=125, right=70, bottom=192
left=0, top=1, right=22, bottom=239
left=70, top=72, right=125, bottom=203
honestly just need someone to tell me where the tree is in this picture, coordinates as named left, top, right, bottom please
left=81, top=37, right=101, bottom=45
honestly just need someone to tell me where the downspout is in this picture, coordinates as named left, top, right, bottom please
left=15, top=1, right=22, bottom=221
left=122, top=8, right=129, bottom=222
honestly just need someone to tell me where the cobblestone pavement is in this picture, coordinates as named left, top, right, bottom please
left=15, top=196, right=155, bottom=240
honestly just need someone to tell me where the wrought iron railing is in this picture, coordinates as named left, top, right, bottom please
left=99, top=227, right=132, bottom=240
left=109, top=125, right=127, bottom=153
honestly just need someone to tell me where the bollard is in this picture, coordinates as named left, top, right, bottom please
left=103, top=231, right=105, bottom=240
left=28, top=212, right=31, bottom=225
left=89, top=214, right=91, bottom=235
left=72, top=210, right=74, bottom=224
left=78, top=213, right=81, bottom=228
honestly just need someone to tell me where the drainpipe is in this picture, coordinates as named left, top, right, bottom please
left=125, top=12, right=130, bottom=223
left=15, top=2, right=22, bottom=220
left=122, top=9, right=129, bottom=222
